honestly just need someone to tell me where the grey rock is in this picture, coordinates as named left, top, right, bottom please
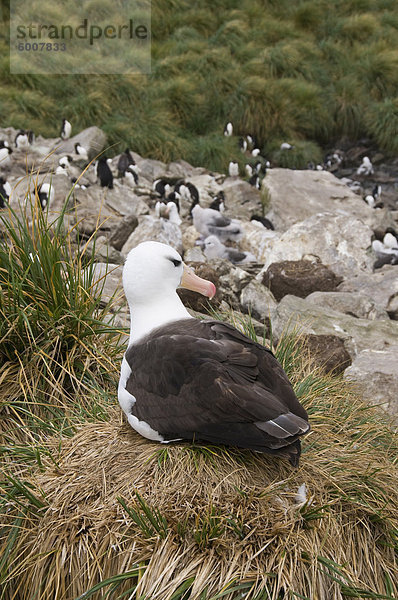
left=84, top=236, right=124, bottom=264
left=73, top=190, right=119, bottom=236
left=305, top=291, right=389, bottom=320
left=344, top=348, right=398, bottom=415
left=221, top=177, right=263, bottom=221
left=184, top=246, right=206, bottom=262
left=104, top=186, right=150, bottom=217
left=121, top=215, right=182, bottom=255
left=109, top=213, right=139, bottom=251
left=338, top=265, right=398, bottom=319
left=240, top=221, right=279, bottom=263
left=91, top=263, right=125, bottom=308
left=53, top=126, right=107, bottom=160
left=73, top=184, right=149, bottom=239
left=240, top=280, right=277, bottom=321
left=182, top=224, right=201, bottom=251
left=134, top=157, right=167, bottom=181
left=257, top=213, right=373, bottom=280
left=270, top=294, right=398, bottom=359
left=164, top=160, right=204, bottom=179
left=263, top=168, right=380, bottom=232
left=219, top=264, right=252, bottom=295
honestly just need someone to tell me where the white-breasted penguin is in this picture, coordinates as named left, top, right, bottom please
left=74, top=143, right=89, bottom=162
left=60, top=119, right=72, bottom=140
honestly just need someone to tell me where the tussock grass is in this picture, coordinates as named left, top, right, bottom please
left=270, top=140, right=323, bottom=169
left=2, top=0, right=398, bottom=167
left=0, top=188, right=124, bottom=449
left=1, top=324, right=397, bottom=599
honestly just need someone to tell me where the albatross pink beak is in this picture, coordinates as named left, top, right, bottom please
left=180, top=264, right=216, bottom=299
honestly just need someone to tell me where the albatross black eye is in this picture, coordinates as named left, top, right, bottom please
left=170, top=258, right=182, bottom=267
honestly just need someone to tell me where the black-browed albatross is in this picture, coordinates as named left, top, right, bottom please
left=118, top=241, right=310, bottom=466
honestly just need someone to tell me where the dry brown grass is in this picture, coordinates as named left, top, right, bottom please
left=2, top=377, right=398, bottom=600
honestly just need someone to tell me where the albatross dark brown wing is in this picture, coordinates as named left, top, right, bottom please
left=124, top=319, right=310, bottom=465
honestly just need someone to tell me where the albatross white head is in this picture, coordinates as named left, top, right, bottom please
left=123, top=241, right=216, bottom=345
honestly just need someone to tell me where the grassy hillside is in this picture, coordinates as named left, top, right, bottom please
left=1, top=0, right=398, bottom=169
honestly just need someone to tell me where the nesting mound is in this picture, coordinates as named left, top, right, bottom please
left=4, top=395, right=398, bottom=600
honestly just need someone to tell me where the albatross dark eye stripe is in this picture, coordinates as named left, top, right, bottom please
left=169, top=258, right=182, bottom=267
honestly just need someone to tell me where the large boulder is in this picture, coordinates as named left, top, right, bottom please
left=163, top=160, right=205, bottom=179
left=183, top=246, right=206, bottom=262
left=240, top=280, right=277, bottom=322
left=263, top=168, right=378, bottom=232
left=109, top=213, right=139, bottom=251
left=8, top=172, right=75, bottom=213
left=270, top=294, right=398, bottom=359
left=221, top=178, right=264, bottom=221
left=132, top=157, right=167, bottom=182
left=103, top=186, right=150, bottom=218
left=256, top=213, right=373, bottom=280
left=240, top=221, right=279, bottom=263
left=83, top=235, right=124, bottom=264
left=121, top=215, right=182, bottom=255
left=344, top=349, right=398, bottom=415
left=53, top=126, right=107, bottom=160
left=338, top=265, right=398, bottom=319
left=262, top=259, right=342, bottom=301
left=72, top=185, right=149, bottom=238
left=305, top=291, right=389, bottom=321
left=73, top=189, right=121, bottom=236
left=90, top=263, right=124, bottom=308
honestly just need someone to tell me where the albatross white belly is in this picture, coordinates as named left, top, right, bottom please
left=118, top=356, right=164, bottom=442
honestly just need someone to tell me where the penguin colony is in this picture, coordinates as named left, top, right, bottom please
left=0, top=118, right=396, bottom=273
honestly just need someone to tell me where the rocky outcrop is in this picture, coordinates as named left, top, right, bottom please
left=239, top=221, right=279, bottom=263
left=338, top=265, right=398, bottom=320
left=2, top=124, right=398, bottom=417
left=305, top=291, right=389, bottom=320
left=221, top=178, right=263, bottom=221
left=240, top=280, right=277, bottom=322
left=121, top=215, right=183, bottom=255
left=270, top=294, right=398, bottom=359
left=83, top=235, right=124, bottom=264
left=53, top=126, right=107, bottom=160
left=262, top=259, right=342, bottom=301
left=109, top=213, right=139, bottom=252
left=263, top=168, right=385, bottom=232
left=91, top=263, right=124, bottom=307
left=257, top=213, right=374, bottom=279
left=344, top=349, right=398, bottom=415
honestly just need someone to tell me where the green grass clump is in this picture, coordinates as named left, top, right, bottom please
left=365, top=97, right=398, bottom=153
left=270, top=140, right=323, bottom=169
left=0, top=188, right=124, bottom=445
